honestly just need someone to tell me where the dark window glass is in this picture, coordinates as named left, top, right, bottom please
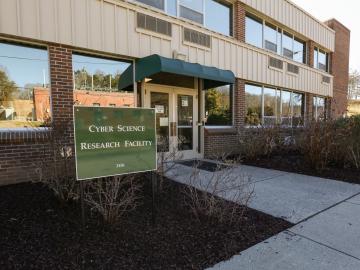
left=245, top=84, right=262, bottom=126
left=264, top=23, right=278, bottom=53
left=205, top=0, right=231, bottom=36
left=136, top=0, right=165, bottom=10
left=72, top=54, right=134, bottom=107
left=245, top=14, right=263, bottom=48
left=205, top=85, right=232, bottom=126
left=0, top=41, right=51, bottom=129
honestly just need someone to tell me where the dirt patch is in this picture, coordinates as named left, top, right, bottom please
left=0, top=180, right=290, bottom=270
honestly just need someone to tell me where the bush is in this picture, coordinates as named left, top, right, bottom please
left=34, top=123, right=79, bottom=203
left=182, top=161, right=254, bottom=225
left=299, top=116, right=360, bottom=171
left=84, top=175, right=143, bottom=225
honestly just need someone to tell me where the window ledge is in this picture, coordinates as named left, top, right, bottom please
left=0, top=127, right=51, bottom=144
left=204, top=126, right=237, bottom=135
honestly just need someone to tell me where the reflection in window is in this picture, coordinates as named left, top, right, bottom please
left=245, top=84, right=262, bottom=126
left=313, top=96, right=326, bottom=121
left=245, top=15, right=263, bottom=48
left=245, top=84, right=305, bottom=127
left=179, top=0, right=204, bottom=24
left=0, top=41, right=51, bottom=129
left=263, top=88, right=280, bottom=126
left=264, top=23, right=278, bottom=53
left=136, top=0, right=165, bottom=10
left=167, top=0, right=177, bottom=16
left=293, top=38, right=305, bottom=63
left=205, top=85, right=232, bottom=126
left=292, top=92, right=304, bottom=126
left=205, top=0, right=231, bottom=36
left=314, top=47, right=329, bottom=72
left=72, top=53, right=134, bottom=108
left=245, top=13, right=306, bottom=64
left=282, top=32, right=293, bottom=59
left=281, top=90, right=292, bottom=126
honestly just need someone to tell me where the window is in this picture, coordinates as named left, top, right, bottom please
left=293, top=38, right=306, bottom=64
left=264, top=23, right=278, bottom=53
left=313, top=96, right=326, bottom=121
left=245, top=84, right=262, bottom=126
left=72, top=53, right=135, bottom=107
left=281, top=90, right=292, bottom=126
left=245, top=83, right=305, bottom=127
left=314, top=47, right=329, bottom=72
left=245, top=14, right=263, bottom=48
left=179, top=0, right=204, bottom=24
left=135, top=0, right=232, bottom=36
left=136, top=0, right=164, bottom=10
left=0, top=41, right=51, bottom=129
left=205, top=0, right=231, bottom=36
left=292, top=92, right=305, bottom=126
left=205, top=85, right=232, bottom=126
left=263, top=87, right=280, bottom=126
left=282, top=32, right=293, bottom=59
left=245, top=13, right=307, bottom=64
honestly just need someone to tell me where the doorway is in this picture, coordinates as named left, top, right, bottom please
left=144, top=84, right=201, bottom=160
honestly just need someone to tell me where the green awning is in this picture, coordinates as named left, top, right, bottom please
left=118, top=54, right=235, bottom=90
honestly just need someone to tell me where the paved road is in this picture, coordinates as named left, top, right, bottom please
left=165, top=162, right=360, bottom=270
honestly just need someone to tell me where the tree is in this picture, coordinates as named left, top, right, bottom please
left=349, top=70, right=360, bottom=100
left=0, top=68, right=18, bottom=102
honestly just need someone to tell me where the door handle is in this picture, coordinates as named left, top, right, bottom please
left=170, top=122, right=177, bottom=136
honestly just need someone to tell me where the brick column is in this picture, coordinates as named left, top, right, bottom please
left=234, top=1, right=246, bottom=42
left=307, top=40, right=315, bottom=67
left=305, top=93, right=314, bottom=124
left=234, top=79, right=245, bottom=132
left=48, top=44, right=74, bottom=146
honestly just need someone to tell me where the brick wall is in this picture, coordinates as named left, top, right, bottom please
left=324, top=19, right=351, bottom=118
left=0, top=43, right=75, bottom=186
left=234, top=1, right=246, bottom=42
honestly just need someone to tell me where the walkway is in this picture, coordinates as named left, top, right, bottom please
left=165, top=161, right=360, bottom=270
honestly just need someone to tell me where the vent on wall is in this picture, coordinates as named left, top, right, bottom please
left=137, top=13, right=172, bottom=36
left=183, top=28, right=211, bottom=48
left=322, top=76, right=331, bottom=84
left=269, top=57, right=283, bottom=70
left=287, top=63, right=299, bottom=74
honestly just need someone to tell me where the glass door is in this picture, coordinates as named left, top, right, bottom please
left=177, top=94, right=193, bottom=151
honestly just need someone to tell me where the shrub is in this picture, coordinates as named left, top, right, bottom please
left=83, top=175, right=143, bottom=225
left=182, top=161, right=254, bottom=225
left=34, top=122, right=79, bottom=203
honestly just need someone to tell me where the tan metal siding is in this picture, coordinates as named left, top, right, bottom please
left=242, top=0, right=335, bottom=51
left=0, top=0, right=332, bottom=96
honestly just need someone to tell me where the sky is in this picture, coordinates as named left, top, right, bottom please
left=291, top=0, right=360, bottom=72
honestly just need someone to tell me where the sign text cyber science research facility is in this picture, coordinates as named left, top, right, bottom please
left=74, top=106, right=157, bottom=180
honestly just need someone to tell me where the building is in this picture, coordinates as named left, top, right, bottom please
left=0, top=0, right=351, bottom=185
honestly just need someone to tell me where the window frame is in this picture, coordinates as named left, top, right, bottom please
left=0, top=38, right=52, bottom=130
left=314, top=47, right=330, bottom=73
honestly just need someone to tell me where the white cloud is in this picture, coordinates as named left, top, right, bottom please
left=290, top=0, right=359, bottom=71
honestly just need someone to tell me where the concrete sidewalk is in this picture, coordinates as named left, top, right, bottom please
left=165, top=162, right=360, bottom=270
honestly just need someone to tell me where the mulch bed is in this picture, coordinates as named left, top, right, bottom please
left=0, top=179, right=291, bottom=270
left=243, top=151, right=360, bottom=185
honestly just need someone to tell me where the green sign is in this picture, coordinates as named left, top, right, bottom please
left=73, top=106, right=157, bottom=180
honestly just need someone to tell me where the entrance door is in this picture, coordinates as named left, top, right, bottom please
left=144, top=84, right=201, bottom=160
